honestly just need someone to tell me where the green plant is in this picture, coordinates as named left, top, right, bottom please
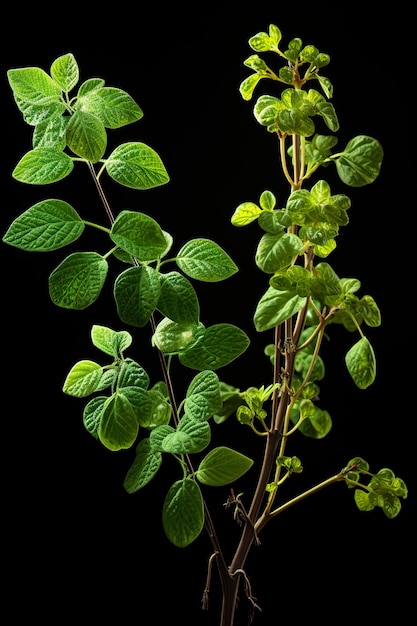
left=3, top=23, right=407, bottom=625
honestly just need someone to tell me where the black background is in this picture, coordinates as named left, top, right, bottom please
left=2, top=4, right=413, bottom=624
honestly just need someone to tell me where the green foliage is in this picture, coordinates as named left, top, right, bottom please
left=4, top=32, right=407, bottom=624
left=344, top=458, right=408, bottom=519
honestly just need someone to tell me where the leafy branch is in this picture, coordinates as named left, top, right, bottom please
left=3, top=24, right=408, bottom=625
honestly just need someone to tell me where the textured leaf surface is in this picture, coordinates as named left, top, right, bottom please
left=123, top=439, right=162, bottom=493
left=176, top=239, right=238, bottom=281
left=162, top=478, right=204, bottom=547
left=179, top=324, right=250, bottom=370
left=196, top=446, right=254, bottom=486
left=49, top=252, right=108, bottom=309
left=106, top=142, right=169, bottom=189
left=3, top=199, right=84, bottom=251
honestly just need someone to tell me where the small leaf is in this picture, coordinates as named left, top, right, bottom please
left=254, top=286, right=307, bottom=331
left=83, top=396, right=107, bottom=438
left=157, top=271, right=200, bottom=324
left=98, top=391, right=139, bottom=451
left=176, top=239, right=238, bottom=281
left=48, top=251, right=108, bottom=309
left=111, top=210, right=167, bottom=261
left=161, top=415, right=211, bottom=454
left=196, top=446, right=254, bottom=486
left=2, top=199, right=84, bottom=251
left=105, top=142, right=169, bottom=189
left=114, top=265, right=161, bottom=327
left=66, top=110, right=107, bottom=162
left=63, top=360, right=105, bottom=397
left=78, top=86, right=143, bottom=129
left=335, top=135, right=383, bottom=186
left=123, top=439, right=162, bottom=493
left=185, top=370, right=221, bottom=420
left=162, top=478, right=204, bottom=547
left=231, top=202, right=262, bottom=226
left=50, top=53, right=79, bottom=92
left=152, top=318, right=205, bottom=354
left=345, top=337, right=376, bottom=389
left=117, top=359, right=150, bottom=391
left=91, top=325, right=132, bottom=357
left=12, top=148, right=74, bottom=184
left=179, top=324, right=250, bottom=370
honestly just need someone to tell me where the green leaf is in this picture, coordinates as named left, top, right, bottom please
left=83, top=395, right=107, bottom=438
left=117, top=386, right=153, bottom=428
left=196, top=446, right=254, bottom=486
left=161, top=415, right=211, bottom=454
left=295, top=399, right=332, bottom=438
left=114, top=265, right=161, bottom=327
left=33, top=114, right=68, bottom=150
left=123, top=439, right=162, bottom=493
left=50, top=53, right=79, bottom=92
left=91, top=325, right=132, bottom=357
left=105, top=142, right=169, bottom=189
left=239, top=73, right=264, bottom=101
left=7, top=66, right=62, bottom=107
left=231, top=201, right=262, bottom=226
left=255, top=232, right=304, bottom=273
left=335, top=135, right=383, bottom=187
left=12, top=148, right=74, bottom=184
left=162, top=478, right=204, bottom=547
left=63, top=360, right=105, bottom=397
left=254, top=286, right=307, bottom=331
left=184, top=370, right=222, bottom=420
left=48, top=251, right=108, bottom=309
left=157, top=271, right=200, bottom=324
left=111, top=210, right=167, bottom=261
left=176, top=239, right=238, bottom=281
left=249, top=25, right=281, bottom=52
left=66, top=110, right=107, bottom=162
left=354, top=489, right=375, bottom=512
left=2, top=199, right=84, bottom=251
left=146, top=389, right=172, bottom=428
left=98, top=391, right=139, bottom=451
left=345, top=337, right=376, bottom=389
left=117, top=358, right=150, bottom=391
left=77, top=86, right=143, bottom=129
left=152, top=318, right=205, bottom=354
left=179, top=324, right=250, bottom=370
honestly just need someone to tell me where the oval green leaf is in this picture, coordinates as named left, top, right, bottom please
left=48, top=251, right=108, bottom=309
left=179, top=324, right=250, bottom=370
left=12, top=148, right=74, bottom=184
left=2, top=199, right=84, bottom=251
left=162, top=478, right=204, bottom=547
left=196, top=446, right=254, bottom=486
left=105, top=141, right=169, bottom=189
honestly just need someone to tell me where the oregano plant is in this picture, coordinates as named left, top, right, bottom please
left=3, top=23, right=408, bottom=625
